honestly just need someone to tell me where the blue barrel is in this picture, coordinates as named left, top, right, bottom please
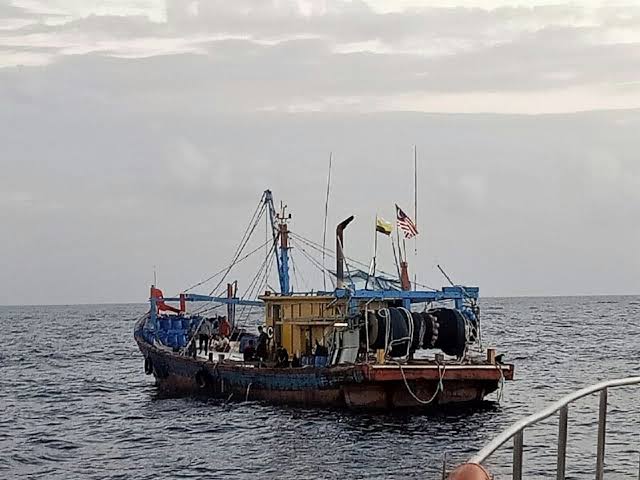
left=181, top=318, right=190, bottom=330
left=144, top=330, right=155, bottom=344
left=158, top=332, right=168, bottom=345
left=166, top=333, right=178, bottom=347
left=159, top=318, right=171, bottom=332
left=171, top=318, right=183, bottom=331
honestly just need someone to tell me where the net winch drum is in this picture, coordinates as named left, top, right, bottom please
left=365, top=307, right=471, bottom=358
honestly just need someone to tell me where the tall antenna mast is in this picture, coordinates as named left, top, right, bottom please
left=413, top=145, right=418, bottom=289
left=414, top=145, right=418, bottom=254
left=322, top=152, right=332, bottom=291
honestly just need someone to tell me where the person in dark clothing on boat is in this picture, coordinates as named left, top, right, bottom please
left=243, top=340, right=256, bottom=362
left=314, top=341, right=329, bottom=367
left=275, top=344, right=289, bottom=367
left=314, top=341, right=328, bottom=357
left=291, top=354, right=301, bottom=368
left=197, top=319, right=212, bottom=355
left=256, top=326, right=269, bottom=361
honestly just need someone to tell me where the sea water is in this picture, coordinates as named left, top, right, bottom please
left=1, top=296, right=639, bottom=479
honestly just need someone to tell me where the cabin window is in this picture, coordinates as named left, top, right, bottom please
left=273, top=304, right=281, bottom=323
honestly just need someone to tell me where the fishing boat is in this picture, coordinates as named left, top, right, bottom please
left=134, top=189, right=513, bottom=409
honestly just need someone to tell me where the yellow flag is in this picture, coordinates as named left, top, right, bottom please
left=376, top=216, right=393, bottom=235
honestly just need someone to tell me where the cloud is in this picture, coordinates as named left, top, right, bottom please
left=2, top=94, right=640, bottom=302
left=2, top=2, right=639, bottom=113
left=3, top=1, right=640, bottom=303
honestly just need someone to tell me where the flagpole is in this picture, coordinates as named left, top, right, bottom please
left=391, top=235, right=401, bottom=280
left=373, top=215, right=378, bottom=279
left=366, top=214, right=378, bottom=290
left=395, top=214, right=401, bottom=262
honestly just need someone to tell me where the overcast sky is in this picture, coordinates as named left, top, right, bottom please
left=2, top=0, right=640, bottom=304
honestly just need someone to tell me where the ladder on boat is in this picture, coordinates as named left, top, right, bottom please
left=447, top=376, right=640, bottom=479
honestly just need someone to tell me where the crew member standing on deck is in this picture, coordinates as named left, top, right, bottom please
left=243, top=340, right=256, bottom=361
left=197, top=319, right=211, bottom=355
left=218, top=316, right=231, bottom=338
left=256, top=326, right=269, bottom=361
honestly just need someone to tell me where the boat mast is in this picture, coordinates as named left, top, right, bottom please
left=413, top=145, right=418, bottom=290
left=322, top=152, right=332, bottom=291
left=264, top=190, right=291, bottom=294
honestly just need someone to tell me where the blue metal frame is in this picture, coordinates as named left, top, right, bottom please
left=147, top=294, right=262, bottom=332
left=334, top=285, right=478, bottom=303
left=279, top=242, right=290, bottom=294
left=160, top=294, right=263, bottom=306
left=334, top=285, right=478, bottom=317
left=264, top=189, right=290, bottom=295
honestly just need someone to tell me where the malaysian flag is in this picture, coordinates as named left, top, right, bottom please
left=395, top=204, right=418, bottom=239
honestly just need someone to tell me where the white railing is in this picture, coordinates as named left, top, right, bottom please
left=468, top=376, right=640, bottom=480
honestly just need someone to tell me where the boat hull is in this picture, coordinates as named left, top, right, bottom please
left=136, top=332, right=513, bottom=410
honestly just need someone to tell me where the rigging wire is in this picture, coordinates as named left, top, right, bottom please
left=291, top=231, right=385, bottom=274
left=297, top=242, right=335, bottom=291
left=182, top=195, right=268, bottom=307
left=205, top=201, right=267, bottom=297
left=290, top=230, right=438, bottom=291
left=289, top=250, right=309, bottom=292
left=235, top=242, right=277, bottom=323
left=293, top=238, right=333, bottom=278
left=321, top=152, right=332, bottom=291
left=182, top=238, right=271, bottom=294
left=290, top=252, right=300, bottom=292
left=241, top=243, right=276, bottom=300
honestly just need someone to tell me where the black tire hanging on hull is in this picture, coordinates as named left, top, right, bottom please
left=144, top=357, right=153, bottom=375
left=195, top=369, right=212, bottom=389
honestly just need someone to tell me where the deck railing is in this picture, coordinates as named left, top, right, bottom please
left=463, top=376, right=640, bottom=480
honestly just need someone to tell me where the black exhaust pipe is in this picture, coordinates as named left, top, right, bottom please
left=336, top=216, right=355, bottom=289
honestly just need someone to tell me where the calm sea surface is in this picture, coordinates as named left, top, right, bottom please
left=1, top=296, right=639, bottom=479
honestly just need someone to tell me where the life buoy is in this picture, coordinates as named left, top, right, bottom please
left=266, top=326, right=274, bottom=339
left=144, top=357, right=153, bottom=375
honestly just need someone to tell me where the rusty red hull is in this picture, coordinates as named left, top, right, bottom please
left=136, top=331, right=513, bottom=410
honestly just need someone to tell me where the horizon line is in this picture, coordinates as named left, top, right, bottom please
left=1, top=292, right=639, bottom=308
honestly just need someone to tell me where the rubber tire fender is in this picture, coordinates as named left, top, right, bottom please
left=144, top=357, right=153, bottom=375
left=195, top=369, right=211, bottom=389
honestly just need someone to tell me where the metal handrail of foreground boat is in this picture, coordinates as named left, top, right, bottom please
left=461, top=376, right=640, bottom=480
